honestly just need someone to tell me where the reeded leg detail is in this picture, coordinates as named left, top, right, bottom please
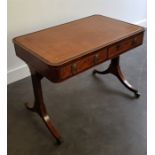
left=93, top=56, right=140, bottom=98
left=26, top=66, right=62, bottom=144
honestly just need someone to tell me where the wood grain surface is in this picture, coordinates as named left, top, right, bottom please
left=13, top=15, right=144, bottom=66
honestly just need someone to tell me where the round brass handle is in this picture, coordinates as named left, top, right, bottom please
left=94, top=53, right=99, bottom=64
left=132, top=38, right=137, bottom=46
left=116, top=44, right=120, bottom=51
left=71, top=63, right=77, bottom=74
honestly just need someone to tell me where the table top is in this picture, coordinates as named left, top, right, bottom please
left=13, top=15, right=144, bottom=66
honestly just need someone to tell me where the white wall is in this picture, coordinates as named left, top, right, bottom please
left=7, top=0, right=147, bottom=84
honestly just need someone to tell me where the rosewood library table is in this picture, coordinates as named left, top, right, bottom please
left=13, top=15, right=145, bottom=144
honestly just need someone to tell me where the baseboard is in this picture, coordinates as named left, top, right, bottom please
left=134, top=19, right=147, bottom=27
left=7, top=64, right=30, bottom=84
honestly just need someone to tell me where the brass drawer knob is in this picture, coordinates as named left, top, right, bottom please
left=116, top=44, right=120, bottom=51
left=71, top=63, right=77, bottom=74
left=132, top=38, right=137, bottom=46
left=94, top=53, right=99, bottom=64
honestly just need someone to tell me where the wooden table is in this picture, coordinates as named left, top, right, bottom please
left=13, top=15, right=144, bottom=144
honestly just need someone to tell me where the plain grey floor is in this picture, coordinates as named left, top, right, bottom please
left=8, top=32, right=147, bottom=155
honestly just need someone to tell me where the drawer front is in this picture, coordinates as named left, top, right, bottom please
left=59, top=48, right=107, bottom=80
left=108, top=33, right=144, bottom=58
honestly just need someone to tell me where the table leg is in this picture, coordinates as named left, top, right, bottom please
left=25, top=65, right=62, bottom=144
left=93, top=56, right=140, bottom=98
